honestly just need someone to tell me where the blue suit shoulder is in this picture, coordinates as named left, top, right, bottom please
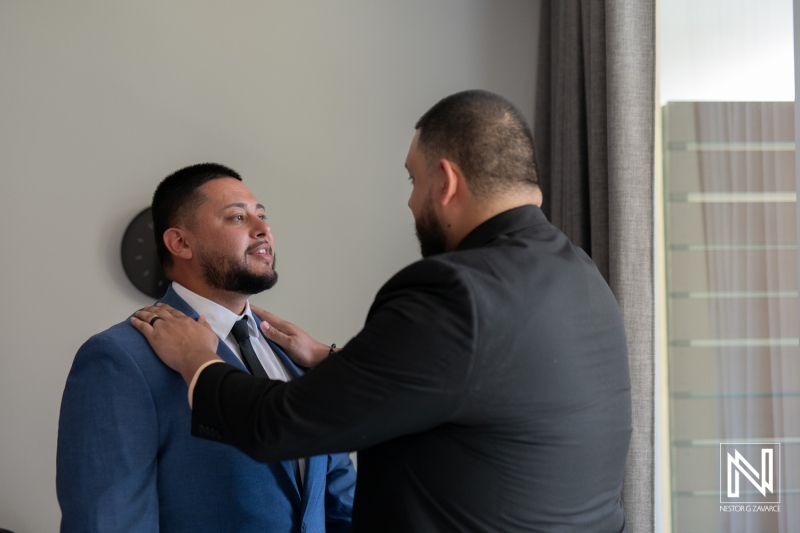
left=72, top=317, right=174, bottom=387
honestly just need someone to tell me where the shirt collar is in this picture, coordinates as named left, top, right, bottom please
left=171, top=282, right=256, bottom=340
left=456, top=204, right=546, bottom=252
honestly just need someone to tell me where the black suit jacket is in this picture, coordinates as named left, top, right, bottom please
left=193, top=205, right=632, bottom=532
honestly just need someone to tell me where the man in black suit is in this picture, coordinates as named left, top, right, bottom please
left=133, top=90, right=632, bottom=532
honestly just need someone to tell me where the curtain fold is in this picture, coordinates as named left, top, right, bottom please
left=536, top=2, right=656, bottom=532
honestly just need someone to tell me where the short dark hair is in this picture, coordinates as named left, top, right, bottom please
left=415, top=90, right=539, bottom=197
left=152, top=162, right=241, bottom=272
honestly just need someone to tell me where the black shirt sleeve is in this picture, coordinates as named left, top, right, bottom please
left=191, top=258, right=476, bottom=462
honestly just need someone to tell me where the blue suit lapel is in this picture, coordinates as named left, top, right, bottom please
left=300, top=455, right=326, bottom=510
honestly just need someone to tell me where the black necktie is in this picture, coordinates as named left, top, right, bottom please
left=230, top=316, right=304, bottom=488
left=230, top=317, right=268, bottom=378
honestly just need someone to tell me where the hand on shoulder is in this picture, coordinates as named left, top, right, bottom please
left=251, top=306, right=336, bottom=367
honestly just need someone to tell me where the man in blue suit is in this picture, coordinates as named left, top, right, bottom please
left=56, top=163, right=356, bottom=532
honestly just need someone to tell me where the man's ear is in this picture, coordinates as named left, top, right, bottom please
left=436, top=159, right=462, bottom=207
left=163, top=228, right=192, bottom=261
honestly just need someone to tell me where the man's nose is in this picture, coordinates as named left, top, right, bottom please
left=252, top=217, right=271, bottom=237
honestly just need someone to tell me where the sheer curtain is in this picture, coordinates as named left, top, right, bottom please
left=693, top=102, right=797, bottom=533
left=535, top=1, right=656, bottom=532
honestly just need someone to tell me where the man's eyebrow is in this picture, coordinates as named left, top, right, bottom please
left=222, top=202, right=266, bottom=211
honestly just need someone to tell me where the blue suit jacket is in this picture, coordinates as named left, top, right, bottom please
left=57, top=286, right=355, bottom=532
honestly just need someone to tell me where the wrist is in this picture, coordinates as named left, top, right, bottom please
left=187, top=359, right=225, bottom=408
left=311, top=341, right=336, bottom=366
left=181, top=352, right=221, bottom=386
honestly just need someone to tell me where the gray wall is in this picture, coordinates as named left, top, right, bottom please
left=0, top=1, right=541, bottom=531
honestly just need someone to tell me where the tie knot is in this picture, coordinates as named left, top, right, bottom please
left=231, top=316, right=250, bottom=343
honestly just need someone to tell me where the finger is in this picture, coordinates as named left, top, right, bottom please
left=155, top=303, right=187, bottom=318
left=130, top=315, right=154, bottom=334
left=250, top=305, right=270, bottom=321
left=134, top=308, right=158, bottom=324
left=140, top=305, right=162, bottom=317
left=260, top=320, right=292, bottom=345
left=197, top=315, right=214, bottom=331
left=252, top=308, right=292, bottom=330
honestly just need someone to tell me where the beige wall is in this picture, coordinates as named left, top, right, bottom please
left=0, top=1, right=540, bottom=530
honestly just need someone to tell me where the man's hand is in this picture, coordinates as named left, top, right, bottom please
left=131, top=304, right=222, bottom=385
left=251, top=306, right=335, bottom=367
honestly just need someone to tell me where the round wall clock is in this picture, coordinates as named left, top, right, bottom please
left=121, top=207, right=169, bottom=298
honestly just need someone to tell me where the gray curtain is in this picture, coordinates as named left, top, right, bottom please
left=535, top=1, right=655, bottom=532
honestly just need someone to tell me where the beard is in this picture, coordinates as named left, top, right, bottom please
left=414, top=195, right=448, bottom=258
left=198, top=246, right=278, bottom=295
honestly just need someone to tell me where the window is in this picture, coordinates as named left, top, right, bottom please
left=658, top=1, right=797, bottom=531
